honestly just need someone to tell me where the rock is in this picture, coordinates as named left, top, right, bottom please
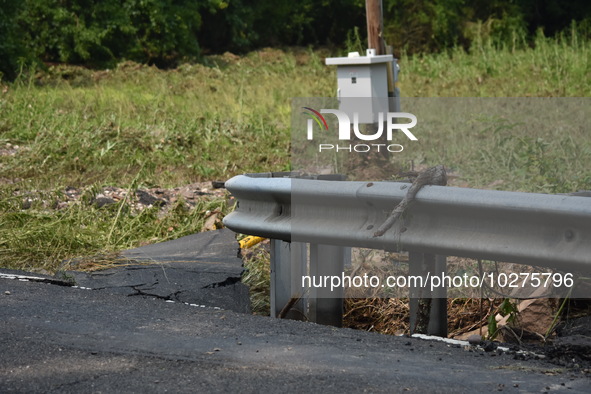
left=93, top=197, right=116, bottom=208
left=515, top=298, right=556, bottom=337
left=547, top=335, right=591, bottom=367
left=136, top=189, right=166, bottom=207
left=203, top=210, right=221, bottom=231
left=481, top=341, right=497, bottom=352
left=523, top=298, right=557, bottom=333
left=9, top=181, right=226, bottom=217
left=455, top=328, right=488, bottom=342
left=55, top=202, right=69, bottom=210
left=558, top=316, right=591, bottom=337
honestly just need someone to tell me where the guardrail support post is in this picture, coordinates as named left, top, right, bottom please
left=270, top=240, right=306, bottom=320
left=428, top=255, right=448, bottom=337
left=308, top=244, right=345, bottom=327
left=409, top=252, right=447, bottom=337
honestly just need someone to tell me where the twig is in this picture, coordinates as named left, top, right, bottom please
left=278, top=295, right=302, bottom=319
left=544, top=286, right=573, bottom=340
left=374, top=165, right=447, bottom=237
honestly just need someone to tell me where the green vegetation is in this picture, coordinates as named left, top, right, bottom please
left=0, top=51, right=324, bottom=188
left=2, top=0, right=590, bottom=79
left=403, top=24, right=591, bottom=96
left=1, top=0, right=203, bottom=77
left=242, top=243, right=271, bottom=315
left=1, top=30, right=590, bottom=274
left=0, top=185, right=226, bottom=273
left=0, top=1, right=589, bottom=341
left=487, top=298, right=518, bottom=340
left=0, top=48, right=331, bottom=272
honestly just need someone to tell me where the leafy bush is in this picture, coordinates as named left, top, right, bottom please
left=1, top=0, right=590, bottom=80
left=198, top=0, right=365, bottom=53
left=0, top=1, right=29, bottom=80
left=19, top=0, right=201, bottom=67
left=0, top=0, right=202, bottom=79
left=383, top=0, right=465, bottom=54
left=382, top=0, right=591, bottom=54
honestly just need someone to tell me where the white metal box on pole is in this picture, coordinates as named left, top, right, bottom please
left=325, top=49, right=393, bottom=123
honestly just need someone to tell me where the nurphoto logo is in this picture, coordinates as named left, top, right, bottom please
left=302, top=107, right=418, bottom=153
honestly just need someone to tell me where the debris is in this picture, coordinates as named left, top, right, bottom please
left=203, top=210, right=222, bottom=231
left=494, top=297, right=557, bottom=342
left=9, top=181, right=227, bottom=216
left=239, top=236, right=266, bottom=249
left=374, top=165, right=447, bottom=237
left=93, top=196, right=117, bottom=208
left=135, top=189, right=166, bottom=207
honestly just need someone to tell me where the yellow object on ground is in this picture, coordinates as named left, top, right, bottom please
left=239, top=236, right=266, bottom=249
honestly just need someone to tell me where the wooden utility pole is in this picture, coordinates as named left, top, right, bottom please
left=366, top=0, right=386, bottom=55
left=364, top=0, right=392, bottom=163
left=366, top=0, right=393, bottom=94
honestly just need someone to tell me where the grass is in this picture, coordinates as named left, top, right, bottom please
left=402, top=27, right=591, bottom=97
left=0, top=54, right=311, bottom=188
left=0, top=30, right=590, bottom=277
left=0, top=184, right=227, bottom=273
left=241, top=242, right=272, bottom=315
left=399, top=97, right=591, bottom=193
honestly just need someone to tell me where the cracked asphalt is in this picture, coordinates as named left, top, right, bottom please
left=64, top=229, right=251, bottom=314
left=1, top=230, right=590, bottom=392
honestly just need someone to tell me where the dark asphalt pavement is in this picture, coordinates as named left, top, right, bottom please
left=1, top=277, right=589, bottom=393
left=1, top=229, right=589, bottom=392
left=65, top=229, right=251, bottom=314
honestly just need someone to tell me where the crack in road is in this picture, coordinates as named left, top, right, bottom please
left=202, top=276, right=241, bottom=289
left=128, top=286, right=183, bottom=302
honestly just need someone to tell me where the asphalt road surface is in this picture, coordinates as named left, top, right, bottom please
left=1, top=277, right=589, bottom=393
left=1, top=230, right=589, bottom=392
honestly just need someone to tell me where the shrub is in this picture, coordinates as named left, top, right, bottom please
left=0, top=0, right=202, bottom=79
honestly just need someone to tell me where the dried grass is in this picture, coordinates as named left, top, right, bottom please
left=344, top=297, right=504, bottom=337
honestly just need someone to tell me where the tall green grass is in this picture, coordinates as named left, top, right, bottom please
left=0, top=50, right=332, bottom=189
left=402, top=25, right=591, bottom=97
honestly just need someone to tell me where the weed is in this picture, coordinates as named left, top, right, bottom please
left=241, top=243, right=271, bottom=315
left=487, top=298, right=519, bottom=340
left=0, top=185, right=228, bottom=273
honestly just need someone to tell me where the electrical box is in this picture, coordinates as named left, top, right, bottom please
left=325, top=49, right=394, bottom=124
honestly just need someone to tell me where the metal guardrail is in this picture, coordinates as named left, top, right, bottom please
left=223, top=173, right=591, bottom=331
left=224, top=174, right=591, bottom=272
